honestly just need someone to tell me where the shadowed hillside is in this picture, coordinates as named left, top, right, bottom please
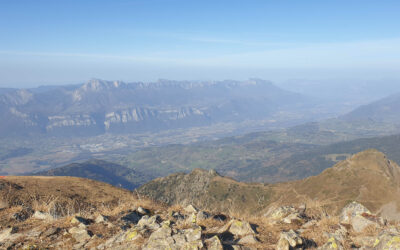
left=33, top=159, right=147, bottom=189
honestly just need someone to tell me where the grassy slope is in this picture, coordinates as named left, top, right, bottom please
left=138, top=150, right=400, bottom=218
left=0, top=176, right=137, bottom=215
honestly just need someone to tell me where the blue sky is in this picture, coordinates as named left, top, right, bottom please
left=1, top=0, right=400, bottom=87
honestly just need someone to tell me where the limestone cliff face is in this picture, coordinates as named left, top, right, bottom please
left=0, top=78, right=313, bottom=137
left=46, top=115, right=97, bottom=131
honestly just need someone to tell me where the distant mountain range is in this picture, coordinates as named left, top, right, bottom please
left=342, top=92, right=400, bottom=124
left=19, top=89, right=400, bottom=185
left=0, top=78, right=319, bottom=138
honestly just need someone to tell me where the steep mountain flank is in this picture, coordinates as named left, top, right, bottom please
left=279, top=149, right=400, bottom=216
left=34, top=159, right=147, bottom=189
left=342, top=92, right=400, bottom=123
left=137, top=149, right=400, bottom=218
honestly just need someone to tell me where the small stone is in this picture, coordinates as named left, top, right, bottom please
left=142, top=226, right=174, bottom=249
left=278, top=229, right=302, bottom=248
left=277, top=236, right=290, bottom=250
left=95, top=215, right=108, bottom=223
left=229, top=219, right=256, bottom=236
left=205, top=235, right=223, bottom=250
left=184, top=204, right=198, bottom=214
left=283, top=213, right=304, bottom=224
left=68, top=227, right=92, bottom=243
left=266, top=206, right=297, bottom=221
left=33, top=211, right=54, bottom=220
left=184, top=226, right=202, bottom=242
left=137, top=215, right=161, bottom=230
left=137, top=207, right=149, bottom=215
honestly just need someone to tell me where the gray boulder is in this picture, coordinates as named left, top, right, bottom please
left=229, top=219, right=256, bottom=236
left=339, top=201, right=370, bottom=224
left=276, top=230, right=303, bottom=250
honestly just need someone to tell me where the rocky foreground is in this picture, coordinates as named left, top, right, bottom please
left=0, top=200, right=400, bottom=249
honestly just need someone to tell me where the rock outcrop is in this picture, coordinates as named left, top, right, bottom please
left=1, top=201, right=399, bottom=249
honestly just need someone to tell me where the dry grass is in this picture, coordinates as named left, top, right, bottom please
left=0, top=176, right=169, bottom=219
left=359, top=224, right=380, bottom=236
left=0, top=198, right=8, bottom=209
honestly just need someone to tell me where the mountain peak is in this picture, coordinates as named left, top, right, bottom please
left=190, top=168, right=220, bottom=177
left=333, top=149, right=399, bottom=177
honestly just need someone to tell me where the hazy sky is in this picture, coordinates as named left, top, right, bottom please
left=1, top=0, right=400, bottom=87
